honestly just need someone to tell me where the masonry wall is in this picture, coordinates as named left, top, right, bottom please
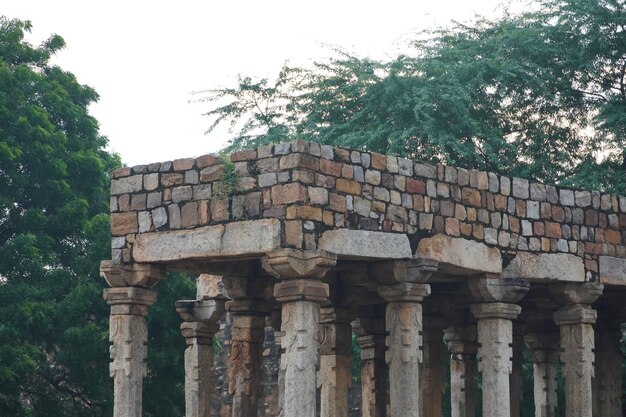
left=109, top=140, right=626, bottom=280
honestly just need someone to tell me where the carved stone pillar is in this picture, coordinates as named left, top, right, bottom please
left=223, top=273, right=273, bottom=417
left=592, top=326, right=622, bottom=416
left=354, top=315, right=387, bottom=417
left=375, top=258, right=438, bottom=417
left=469, top=276, right=529, bottom=417
left=318, top=307, right=352, bottom=417
left=270, top=309, right=285, bottom=417
left=262, top=249, right=336, bottom=417
left=420, top=312, right=447, bottom=417
left=524, top=332, right=559, bottom=417
left=551, top=283, right=603, bottom=417
left=510, top=323, right=525, bottom=417
left=101, top=262, right=164, bottom=417
left=445, top=325, right=478, bottom=417
left=177, top=296, right=225, bottom=417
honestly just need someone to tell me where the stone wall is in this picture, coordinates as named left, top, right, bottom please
left=109, top=140, right=626, bottom=280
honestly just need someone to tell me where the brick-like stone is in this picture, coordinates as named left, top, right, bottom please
left=173, top=157, right=195, bottom=171
left=111, top=175, right=143, bottom=195
left=199, top=165, right=225, bottom=183
left=284, top=220, right=303, bottom=248
left=272, top=183, right=308, bottom=205
left=462, top=188, right=482, bottom=207
left=545, top=222, right=561, bottom=238
left=559, top=189, right=575, bottom=206
left=172, top=186, right=193, bottom=203
left=286, top=205, right=323, bottom=221
left=181, top=202, right=199, bottom=228
left=210, top=198, right=229, bottom=222
left=168, top=204, right=181, bottom=228
left=512, top=178, right=529, bottom=199
left=365, top=170, right=381, bottom=185
left=162, top=172, right=185, bottom=187
left=398, top=158, right=413, bottom=176
left=414, top=162, right=437, bottom=179
left=111, top=212, right=138, bottom=235
left=530, top=183, right=546, bottom=201
left=230, top=149, right=257, bottom=162
left=152, top=207, right=167, bottom=228
left=336, top=179, right=362, bottom=195
left=196, top=154, right=222, bottom=168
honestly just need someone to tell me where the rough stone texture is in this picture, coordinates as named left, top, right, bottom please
left=357, top=334, right=387, bottom=417
left=598, top=256, right=626, bottom=285
left=319, top=230, right=412, bottom=260
left=470, top=302, right=521, bottom=417
left=592, top=328, right=622, bottom=417
left=133, top=219, right=281, bottom=263
left=446, top=325, right=477, bottom=417
left=502, top=252, right=585, bottom=282
left=420, top=320, right=446, bottom=417
left=524, top=333, right=559, bottom=417
left=103, top=287, right=157, bottom=417
left=319, top=309, right=352, bottom=417
left=379, top=283, right=430, bottom=417
left=417, top=235, right=502, bottom=275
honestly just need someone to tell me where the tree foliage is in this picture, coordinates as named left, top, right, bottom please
left=202, top=0, right=626, bottom=194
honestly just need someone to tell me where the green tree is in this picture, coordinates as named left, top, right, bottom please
left=202, top=0, right=626, bottom=194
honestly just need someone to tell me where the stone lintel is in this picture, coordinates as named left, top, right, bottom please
left=470, top=302, right=522, bottom=320
left=549, top=282, right=604, bottom=306
left=274, top=278, right=329, bottom=303
left=416, top=234, right=502, bottom=275
left=180, top=321, right=220, bottom=344
left=502, top=252, right=585, bottom=282
left=553, top=304, right=598, bottom=326
left=226, top=299, right=273, bottom=316
left=222, top=274, right=274, bottom=301
left=133, top=219, right=281, bottom=263
left=262, top=248, right=337, bottom=280
left=468, top=276, right=529, bottom=303
left=599, top=256, right=626, bottom=286
left=100, top=260, right=165, bottom=288
left=318, top=229, right=412, bottom=259
left=378, top=282, right=431, bottom=303
left=371, top=257, right=438, bottom=285
left=103, top=286, right=157, bottom=316
left=176, top=298, right=226, bottom=323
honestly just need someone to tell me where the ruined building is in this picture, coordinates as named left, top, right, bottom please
left=100, top=140, right=626, bottom=417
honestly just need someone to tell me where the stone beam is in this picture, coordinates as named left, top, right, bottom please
left=502, top=252, right=585, bottom=282
left=599, top=256, right=626, bottom=286
left=416, top=235, right=502, bottom=275
left=318, top=229, right=412, bottom=259
left=100, top=261, right=165, bottom=288
left=133, top=219, right=281, bottom=263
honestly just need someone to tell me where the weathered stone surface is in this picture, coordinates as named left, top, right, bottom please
left=319, top=230, right=412, bottom=260
left=133, top=219, right=281, bottom=263
left=502, top=252, right=585, bottom=282
left=416, top=234, right=502, bottom=275
left=598, top=256, right=626, bottom=285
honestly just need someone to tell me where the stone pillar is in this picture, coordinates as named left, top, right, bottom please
left=262, top=249, right=336, bottom=417
left=510, top=323, right=525, bottom=417
left=318, top=307, right=352, bottom=417
left=223, top=274, right=273, bottom=417
left=101, top=262, right=164, bottom=417
left=420, top=313, right=447, bottom=417
left=445, top=325, right=478, bottom=417
left=551, top=283, right=603, bottom=417
left=468, top=276, right=529, bottom=417
left=592, top=326, right=622, bottom=416
left=354, top=315, right=387, bottom=417
left=524, top=332, right=559, bottom=417
left=374, top=257, right=438, bottom=417
left=270, top=309, right=285, bottom=417
left=177, top=298, right=225, bottom=417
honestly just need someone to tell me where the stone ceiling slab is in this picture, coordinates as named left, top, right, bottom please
left=416, top=234, right=501, bottom=275
left=501, top=252, right=585, bottom=282
left=318, top=229, right=412, bottom=260
left=599, top=256, right=626, bottom=286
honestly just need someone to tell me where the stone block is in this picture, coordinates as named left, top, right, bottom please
left=172, top=157, right=195, bottom=171
left=199, top=165, right=225, bottom=183
left=336, top=179, right=362, bottom=195
left=598, top=256, right=626, bottom=286
left=272, top=183, right=308, bottom=205
left=161, top=172, right=184, bottom=187
left=111, top=212, right=138, bottom=236
left=111, top=175, right=143, bottom=195
left=512, top=178, right=529, bottom=199
left=195, top=154, right=222, bottom=168
left=134, top=219, right=282, bottom=262
left=559, top=189, right=575, bottom=206
left=319, top=230, right=412, bottom=259
left=502, top=252, right=585, bottom=282
left=416, top=234, right=502, bottom=275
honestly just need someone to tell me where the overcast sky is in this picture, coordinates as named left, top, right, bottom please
left=5, top=0, right=507, bottom=166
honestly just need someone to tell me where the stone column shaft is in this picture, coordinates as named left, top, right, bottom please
left=510, top=325, right=525, bottom=417
left=592, top=328, right=622, bottom=417
left=228, top=313, right=266, bottom=417
left=445, top=326, right=478, bottom=417
left=420, top=319, right=446, bottom=417
left=554, top=305, right=597, bottom=417
left=358, top=334, right=387, bottom=417
left=380, top=282, right=431, bottom=417
left=181, top=322, right=219, bottom=417
left=319, top=308, right=352, bottom=417
left=525, top=332, right=560, bottom=417
left=104, top=287, right=158, bottom=417
left=470, top=302, right=522, bottom=417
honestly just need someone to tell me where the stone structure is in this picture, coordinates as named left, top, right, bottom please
left=101, top=140, right=626, bottom=417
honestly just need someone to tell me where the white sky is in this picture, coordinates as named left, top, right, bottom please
left=4, top=0, right=507, bottom=166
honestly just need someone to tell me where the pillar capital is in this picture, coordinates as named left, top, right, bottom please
left=445, top=325, right=478, bottom=356
left=549, top=282, right=603, bottom=306
left=553, top=304, right=598, bottom=325
left=378, top=282, right=430, bottom=303
left=103, top=286, right=157, bottom=316
left=371, top=257, right=438, bottom=284
left=468, top=276, right=529, bottom=303
left=100, top=260, right=165, bottom=288
left=261, top=249, right=336, bottom=280
left=222, top=273, right=274, bottom=301
left=180, top=321, right=219, bottom=344
left=176, top=298, right=226, bottom=323
left=470, top=302, right=522, bottom=321
left=274, top=278, right=329, bottom=303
